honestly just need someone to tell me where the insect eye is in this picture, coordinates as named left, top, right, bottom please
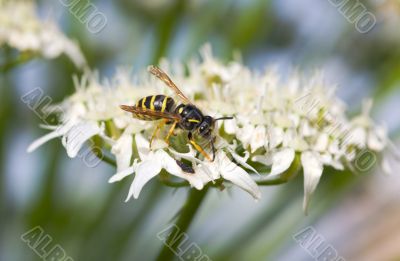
left=199, top=125, right=207, bottom=132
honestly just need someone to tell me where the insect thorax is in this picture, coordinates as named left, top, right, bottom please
left=175, top=104, right=203, bottom=131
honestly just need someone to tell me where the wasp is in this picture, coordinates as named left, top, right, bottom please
left=120, top=65, right=233, bottom=163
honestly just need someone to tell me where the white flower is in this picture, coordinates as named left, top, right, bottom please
left=267, top=126, right=284, bottom=149
left=301, top=151, right=323, bottom=215
left=111, top=131, right=133, bottom=172
left=197, top=44, right=242, bottom=86
left=350, top=99, right=387, bottom=151
left=268, top=148, right=296, bottom=177
left=109, top=134, right=260, bottom=200
left=109, top=134, right=210, bottom=200
left=0, top=1, right=86, bottom=68
left=27, top=45, right=388, bottom=212
left=28, top=120, right=102, bottom=158
left=194, top=151, right=261, bottom=200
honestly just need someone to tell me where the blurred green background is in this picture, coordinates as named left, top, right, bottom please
left=1, top=0, right=400, bottom=260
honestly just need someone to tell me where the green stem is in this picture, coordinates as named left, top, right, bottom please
left=160, top=179, right=190, bottom=187
left=256, top=177, right=290, bottom=185
left=99, top=153, right=117, bottom=167
left=91, top=145, right=117, bottom=167
left=156, top=187, right=209, bottom=261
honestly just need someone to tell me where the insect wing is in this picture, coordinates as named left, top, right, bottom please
left=148, top=65, right=193, bottom=105
left=120, top=105, right=181, bottom=121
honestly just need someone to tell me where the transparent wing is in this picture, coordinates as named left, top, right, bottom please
left=148, top=65, right=193, bottom=105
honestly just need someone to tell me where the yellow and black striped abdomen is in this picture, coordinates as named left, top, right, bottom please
left=133, top=95, right=175, bottom=120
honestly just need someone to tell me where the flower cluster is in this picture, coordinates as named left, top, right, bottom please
left=28, top=45, right=388, bottom=213
left=0, top=0, right=85, bottom=68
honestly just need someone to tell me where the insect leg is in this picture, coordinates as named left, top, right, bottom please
left=164, top=120, right=178, bottom=145
left=210, top=137, right=216, bottom=162
left=176, top=160, right=195, bottom=174
left=188, top=132, right=212, bottom=161
left=150, top=119, right=167, bottom=149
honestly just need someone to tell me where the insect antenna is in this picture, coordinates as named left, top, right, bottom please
left=214, top=116, right=234, bottom=121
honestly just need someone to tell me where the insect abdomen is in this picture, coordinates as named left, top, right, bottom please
left=134, top=95, right=175, bottom=120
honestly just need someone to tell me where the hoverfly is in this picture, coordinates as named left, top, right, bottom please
left=120, top=65, right=233, bottom=164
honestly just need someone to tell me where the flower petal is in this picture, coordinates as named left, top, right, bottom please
left=250, top=125, right=266, bottom=153
left=314, top=133, right=329, bottom=152
left=236, top=124, right=254, bottom=148
left=193, top=164, right=219, bottom=184
left=27, top=129, right=63, bottom=153
left=269, top=148, right=295, bottom=176
left=158, top=150, right=205, bottom=189
left=63, top=122, right=101, bottom=158
left=229, top=149, right=259, bottom=174
left=252, top=154, right=273, bottom=166
left=223, top=118, right=237, bottom=135
left=108, top=164, right=136, bottom=183
left=169, top=145, right=200, bottom=163
left=268, top=127, right=283, bottom=149
left=135, top=133, right=151, bottom=160
left=217, top=152, right=261, bottom=200
left=301, top=151, right=323, bottom=215
left=347, top=127, right=367, bottom=148
left=321, top=153, right=344, bottom=170
left=299, top=120, right=316, bottom=137
left=112, top=133, right=133, bottom=172
left=368, top=126, right=387, bottom=151
left=127, top=160, right=162, bottom=200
